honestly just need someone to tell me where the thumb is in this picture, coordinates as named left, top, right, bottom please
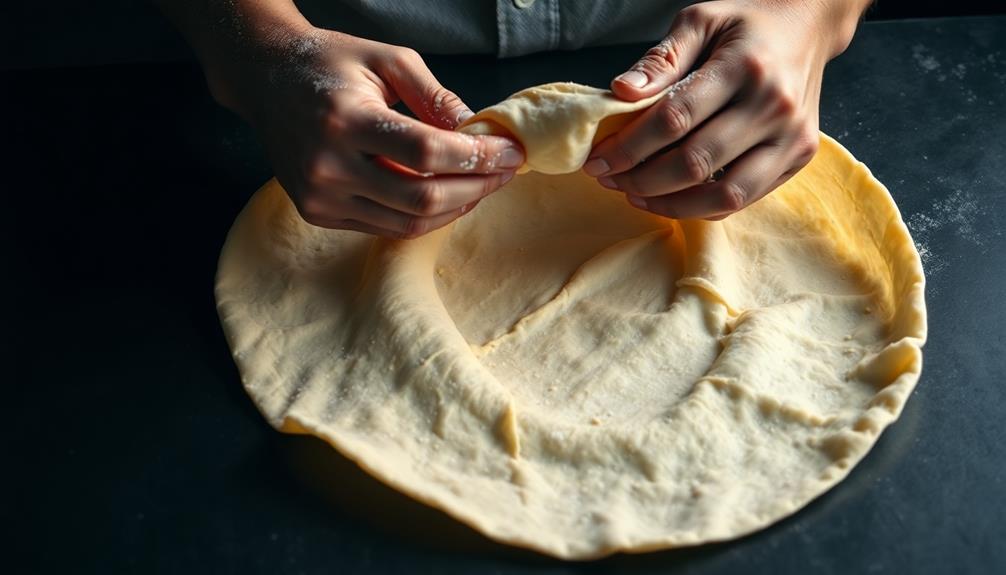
left=378, top=48, right=474, bottom=130
left=611, top=25, right=706, bottom=101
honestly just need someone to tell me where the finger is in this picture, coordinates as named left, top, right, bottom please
left=348, top=108, right=524, bottom=175
left=376, top=47, right=475, bottom=129
left=344, top=195, right=473, bottom=239
left=610, top=6, right=711, bottom=100
left=586, top=59, right=743, bottom=177
left=357, top=159, right=515, bottom=215
left=302, top=217, right=400, bottom=238
left=598, top=95, right=785, bottom=194
left=628, top=143, right=791, bottom=220
left=293, top=190, right=401, bottom=237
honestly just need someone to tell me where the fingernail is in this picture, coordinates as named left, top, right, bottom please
left=598, top=176, right=619, bottom=190
left=583, top=157, right=610, bottom=177
left=457, top=109, right=474, bottom=124
left=615, top=70, right=649, bottom=88
left=498, top=147, right=524, bottom=169
left=501, top=171, right=515, bottom=185
left=627, top=195, right=647, bottom=209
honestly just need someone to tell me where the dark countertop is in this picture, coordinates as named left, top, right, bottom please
left=8, top=15, right=1006, bottom=575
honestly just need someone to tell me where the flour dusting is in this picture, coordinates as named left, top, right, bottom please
left=912, top=44, right=941, bottom=73
left=665, top=69, right=710, bottom=100
left=376, top=120, right=409, bottom=134
left=906, top=189, right=986, bottom=278
left=649, top=36, right=676, bottom=59
left=455, top=133, right=485, bottom=171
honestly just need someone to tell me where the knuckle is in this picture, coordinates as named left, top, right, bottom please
left=765, top=82, right=797, bottom=117
left=776, top=94, right=797, bottom=117
left=637, top=53, right=674, bottom=76
left=681, top=143, right=715, bottom=184
left=354, top=97, right=385, bottom=117
left=623, top=171, right=645, bottom=196
left=431, top=86, right=464, bottom=113
left=719, top=183, right=747, bottom=213
left=296, top=195, right=329, bottom=226
left=612, top=138, right=640, bottom=169
left=793, top=128, right=820, bottom=165
left=322, top=92, right=354, bottom=128
left=400, top=216, right=429, bottom=239
left=412, top=180, right=446, bottom=215
left=644, top=41, right=670, bottom=60
left=392, top=47, right=422, bottom=68
left=740, top=53, right=767, bottom=86
left=676, top=4, right=708, bottom=26
left=656, top=99, right=691, bottom=138
left=410, top=135, right=441, bottom=171
left=324, top=113, right=350, bottom=137
left=674, top=6, right=695, bottom=25
left=303, top=152, right=334, bottom=185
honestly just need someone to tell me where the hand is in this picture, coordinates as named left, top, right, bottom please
left=218, top=27, right=524, bottom=238
left=584, top=0, right=865, bottom=220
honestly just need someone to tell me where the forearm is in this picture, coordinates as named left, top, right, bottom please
left=156, top=0, right=313, bottom=108
left=157, top=0, right=309, bottom=56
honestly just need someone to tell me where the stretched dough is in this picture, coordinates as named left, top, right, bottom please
left=460, top=82, right=666, bottom=174
left=216, top=82, right=926, bottom=559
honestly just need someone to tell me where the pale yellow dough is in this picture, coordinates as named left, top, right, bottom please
left=459, top=82, right=667, bottom=174
left=216, top=82, right=926, bottom=560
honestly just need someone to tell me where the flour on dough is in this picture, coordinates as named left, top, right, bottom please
left=215, top=83, right=926, bottom=559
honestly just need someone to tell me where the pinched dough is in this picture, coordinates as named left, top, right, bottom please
left=459, top=82, right=667, bottom=174
left=216, top=82, right=926, bottom=559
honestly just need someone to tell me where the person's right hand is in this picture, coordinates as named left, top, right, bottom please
left=213, top=26, right=524, bottom=238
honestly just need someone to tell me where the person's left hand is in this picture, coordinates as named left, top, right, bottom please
left=583, top=0, right=865, bottom=220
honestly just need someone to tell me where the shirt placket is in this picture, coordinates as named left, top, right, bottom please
left=497, top=0, right=561, bottom=57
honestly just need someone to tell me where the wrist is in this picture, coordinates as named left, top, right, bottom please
left=196, top=4, right=316, bottom=115
left=803, top=0, right=872, bottom=60
left=747, top=0, right=868, bottom=61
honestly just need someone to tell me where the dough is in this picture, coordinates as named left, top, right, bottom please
left=216, top=82, right=926, bottom=559
left=460, top=82, right=667, bottom=174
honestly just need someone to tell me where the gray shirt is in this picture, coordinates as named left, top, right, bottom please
left=297, top=0, right=694, bottom=58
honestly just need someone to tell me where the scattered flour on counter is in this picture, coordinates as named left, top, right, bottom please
left=910, top=45, right=1006, bottom=104
left=912, top=44, right=941, bottom=73
left=906, top=189, right=986, bottom=280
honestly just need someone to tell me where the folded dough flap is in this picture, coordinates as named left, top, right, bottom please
left=458, top=82, right=665, bottom=175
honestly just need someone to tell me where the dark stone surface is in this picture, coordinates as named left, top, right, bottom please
left=8, top=15, right=1005, bottom=575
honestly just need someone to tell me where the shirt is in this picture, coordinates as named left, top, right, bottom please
left=296, top=0, right=694, bottom=58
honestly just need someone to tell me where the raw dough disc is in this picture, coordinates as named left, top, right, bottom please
left=215, top=83, right=926, bottom=560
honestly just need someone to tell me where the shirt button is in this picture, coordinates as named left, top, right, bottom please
left=513, top=0, right=535, bottom=9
